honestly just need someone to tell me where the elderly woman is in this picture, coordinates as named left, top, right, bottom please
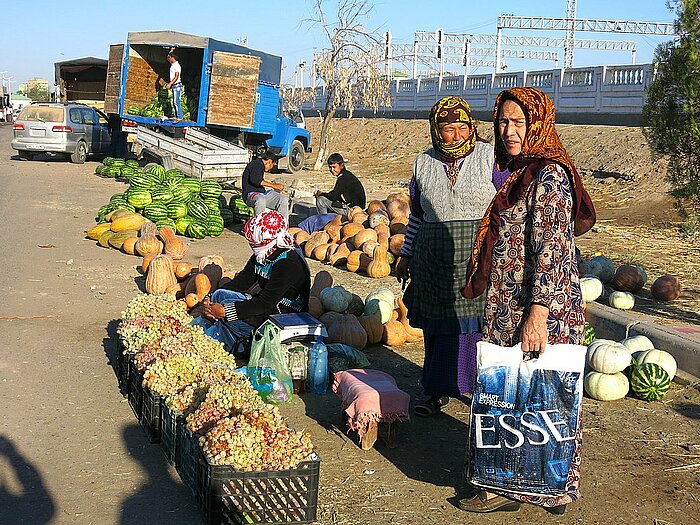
left=395, top=96, right=495, bottom=416
left=459, top=88, right=595, bottom=514
left=193, top=211, right=311, bottom=354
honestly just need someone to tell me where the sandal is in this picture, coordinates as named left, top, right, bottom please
left=457, top=491, right=521, bottom=513
left=414, top=396, right=449, bottom=417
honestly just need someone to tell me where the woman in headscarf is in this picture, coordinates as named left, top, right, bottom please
left=395, top=96, right=495, bottom=416
left=459, top=88, right=595, bottom=514
left=193, top=211, right=311, bottom=354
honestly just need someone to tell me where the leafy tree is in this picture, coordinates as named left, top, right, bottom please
left=308, top=0, right=391, bottom=170
left=25, top=85, right=50, bottom=102
left=643, top=0, right=700, bottom=222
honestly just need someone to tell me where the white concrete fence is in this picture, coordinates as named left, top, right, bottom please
left=302, top=63, right=653, bottom=125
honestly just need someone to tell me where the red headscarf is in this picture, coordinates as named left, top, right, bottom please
left=462, top=88, right=596, bottom=299
left=243, top=211, right=295, bottom=263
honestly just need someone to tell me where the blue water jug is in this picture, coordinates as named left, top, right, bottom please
left=308, top=336, right=328, bottom=395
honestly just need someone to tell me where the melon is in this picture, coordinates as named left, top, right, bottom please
left=630, top=362, right=671, bottom=401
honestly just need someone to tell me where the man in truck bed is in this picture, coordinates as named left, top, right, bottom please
left=242, top=151, right=288, bottom=220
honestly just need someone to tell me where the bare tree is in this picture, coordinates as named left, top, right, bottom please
left=309, top=0, right=391, bottom=170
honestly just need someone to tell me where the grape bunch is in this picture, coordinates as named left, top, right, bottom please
left=120, top=293, right=190, bottom=322
left=132, top=328, right=198, bottom=371
left=143, top=352, right=205, bottom=396
left=186, top=377, right=265, bottom=433
left=118, top=315, right=186, bottom=354
left=165, top=381, right=210, bottom=414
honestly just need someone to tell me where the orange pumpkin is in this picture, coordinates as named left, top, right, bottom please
left=352, top=228, right=377, bottom=249
left=367, top=245, right=391, bottom=278
left=174, top=262, right=194, bottom=280
left=346, top=250, right=370, bottom=273
left=340, top=222, right=364, bottom=241
left=396, top=294, right=423, bottom=343
left=311, top=270, right=333, bottom=298
left=304, top=231, right=331, bottom=258
left=121, top=236, right=139, bottom=256
left=329, top=242, right=352, bottom=266
left=389, top=234, right=405, bottom=257
left=325, top=313, right=368, bottom=350
left=194, top=273, right=212, bottom=300
left=367, top=200, right=387, bottom=215
left=145, top=254, right=176, bottom=295
left=135, top=233, right=163, bottom=257
left=382, top=320, right=407, bottom=347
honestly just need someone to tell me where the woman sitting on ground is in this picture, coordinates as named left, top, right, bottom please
left=192, top=211, right=310, bottom=354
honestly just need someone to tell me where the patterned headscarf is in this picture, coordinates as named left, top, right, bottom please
left=430, top=96, right=477, bottom=161
left=462, top=87, right=596, bottom=299
left=243, top=211, right=295, bottom=263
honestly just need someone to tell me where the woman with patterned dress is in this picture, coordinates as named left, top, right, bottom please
left=459, top=88, right=596, bottom=514
left=395, top=96, right=495, bottom=416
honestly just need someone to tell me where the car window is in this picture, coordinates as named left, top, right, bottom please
left=18, top=105, right=65, bottom=123
left=96, top=110, right=109, bottom=126
left=69, top=108, right=83, bottom=124
left=81, top=108, right=96, bottom=125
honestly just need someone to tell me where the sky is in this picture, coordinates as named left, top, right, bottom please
left=0, top=0, right=676, bottom=91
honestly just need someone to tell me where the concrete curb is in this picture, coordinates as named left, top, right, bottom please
left=586, top=302, right=700, bottom=384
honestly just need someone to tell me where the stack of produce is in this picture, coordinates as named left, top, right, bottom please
left=93, top=164, right=233, bottom=238
left=307, top=271, right=422, bottom=349
left=229, top=196, right=255, bottom=223
left=290, top=193, right=411, bottom=278
left=126, top=87, right=196, bottom=121
left=621, top=335, right=676, bottom=401
left=583, top=339, right=632, bottom=401
left=95, top=157, right=141, bottom=179
left=117, top=293, right=315, bottom=472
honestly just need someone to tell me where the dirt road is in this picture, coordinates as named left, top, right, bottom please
left=0, top=124, right=698, bottom=525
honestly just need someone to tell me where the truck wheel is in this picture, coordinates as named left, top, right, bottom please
left=71, top=141, right=88, bottom=164
left=287, top=140, right=305, bottom=173
left=18, top=150, right=34, bottom=161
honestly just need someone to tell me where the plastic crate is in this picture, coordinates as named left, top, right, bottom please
left=176, top=424, right=200, bottom=496
left=128, top=364, right=144, bottom=420
left=140, top=388, right=163, bottom=444
left=197, top=451, right=320, bottom=525
left=161, top=405, right=183, bottom=466
left=117, top=349, right=132, bottom=395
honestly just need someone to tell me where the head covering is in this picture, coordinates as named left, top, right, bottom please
left=243, top=211, right=295, bottom=263
left=429, top=96, right=477, bottom=161
left=462, top=87, right=596, bottom=299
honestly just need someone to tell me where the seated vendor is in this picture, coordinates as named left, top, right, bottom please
left=193, top=211, right=311, bottom=354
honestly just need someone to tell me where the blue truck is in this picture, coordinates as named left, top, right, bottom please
left=104, top=30, right=311, bottom=178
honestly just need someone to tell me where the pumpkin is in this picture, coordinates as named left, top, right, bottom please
left=374, top=223, right=390, bottom=238
left=304, top=231, right=331, bottom=258
left=578, top=259, right=602, bottom=278
left=366, top=288, right=395, bottom=307
left=609, top=291, right=635, bottom=310
left=347, top=206, right=365, bottom=221
left=345, top=294, right=365, bottom=316
left=386, top=199, right=410, bottom=220
left=351, top=212, right=368, bottom=224
left=288, top=227, right=303, bottom=236
left=579, top=276, right=603, bottom=303
left=199, top=263, right=222, bottom=291
left=388, top=234, right=405, bottom=257
left=352, top=228, right=377, bottom=249
left=312, top=242, right=335, bottom=261
left=174, top=262, right=194, bottom=281
left=319, top=311, right=343, bottom=326
left=359, top=315, right=383, bottom=344
left=651, top=275, right=682, bottom=301
left=612, top=265, right=646, bottom=293
left=198, top=255, right=224, bottom=272
left=310, top=270, right=333, bottom=298
left=386, top=192, right=410, bottom=205
left=140, top=221, right=158, bottom=236
left=110, top=213, right=147, bottom=233
left=584, top=371, right=629, bottom=401
left=382, top=320, right=407, bottom=347
left=320, top=286, right=353, bottom=313
left=367, top=245, right=391, bottom=278
left=121, top=236, right=139, bottom=256
left=340, top=222, right=364, bottom=241
left=586, top=340, right=631, bottom=374
left=329, top=242, right=352, bottom=266
left=346, top=250, right=370, bottom=273
left=294, top=230, right=311, bottom=246
left=163, top=236, right=188, bottom=260
left=396, top=294, right=423, bottom=343
left=308, top=296, right=324, bottom=319
left=145, top=254, right=177, bottom=295
left=368, top=211, right=390, bottom=229
left=591, top=255, right=615, bottom=283
left=135, top=233, right=163, bottom=257
left=185, top=293, right=200, bottom=309
left=164, top=283, right=181, bottom=297
left=620, top=335, right=654, bottom=354
left=362, top=240, right=380, bottom=257
left=194, top=273, right=211, bottom=300
left=364, top=298, right=393, bottom=323
left=141, top=254, right=156, bottom=274
left=323, top=215, right=343, bottom=242
left=635, top=349, right=677, bottom=381
left=325, top=313, right=367, bottom=350
left=367, top=200, right=387, bottom=215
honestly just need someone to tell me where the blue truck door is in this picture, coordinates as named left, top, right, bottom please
left=205, top=51, right=261, bottom=128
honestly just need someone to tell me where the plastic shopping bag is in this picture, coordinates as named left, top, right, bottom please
left=466, top=342, right=586, bottom=497
left=247, top=322, right=294, bottom=405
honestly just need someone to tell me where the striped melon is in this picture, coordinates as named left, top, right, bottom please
left=187, top=199, right=209, bottom=220
left=584, top=322, right=596, bottom=345
left=630, top=363, right=670, bottom=401
left=200, top=180, right=223, bottom=199
left=205, top=215, right=225, bottom=236
left=129, top=175, right=154, bottom=191
left=179, top=178, right=202, bottom=194
left=167, top=202, right=188, bottom=219
left=142, top=203, right=170, bottom=222
left=175, top=216, right=195, bottom=236
left=126, top=190, right=153, bottom=208
left=186, top=221, right=208, bottom=239
left=151, top=188, right=174, bottom=205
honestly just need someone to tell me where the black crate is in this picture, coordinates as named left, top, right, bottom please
left=128, top=364, right=144, bottom=420
left=140, top=388, right=163, bottom=444
left=176, top=425, right=200, bottom=496
left=161, top=405, right=183, bottom=466
left=117, top=349, right=132, bottom=396
left=198, top=452, right=320, bottom=525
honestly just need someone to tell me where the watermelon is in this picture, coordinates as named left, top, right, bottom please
left=155, top=218, right=176, bottom=229
left=147, top=164, right=166, bottom=179
left=127, top=190, right=153, bottom=209
left=179, top=178, right=202, bottom=194
left=102, top=157, right=116, bottom=166
left=205, top=215, right=225, bottom=236
left=584, top=322, right=596, bottom=345
left=200, top=180, right=223, bottom=199
left=187, top=198, right=209, bottom=220
left=167, top=202, right=188, bottom=219
left=219, top=207, right=235, bottom=226
left=204, top=198, right=223, bottom=214
left=165, top=169, right=185, bottom=180
left=126, top=159, right=140, bottom=169
left=175, top=216, right=195, bottom=236
left=186, top=221, right=208, bottom=239
left=142, top=203, right=170, bottom=222
left=110, top=193, right=127, bottom=203
left=129, top=174, right=154, bottom=191
left=630, top=362, right=670, bottom=401
left=151, top=188, right=174, bottom=205
left=106, top=166, right=121, bottom=178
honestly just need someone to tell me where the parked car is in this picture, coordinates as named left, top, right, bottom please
left=11, top=102, right=111, bottom=163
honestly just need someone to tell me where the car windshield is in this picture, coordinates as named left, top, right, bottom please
left=19, top=106, right=65, bottom=123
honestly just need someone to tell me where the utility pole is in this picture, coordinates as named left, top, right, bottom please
left=564, top=0, right=577, bottom=68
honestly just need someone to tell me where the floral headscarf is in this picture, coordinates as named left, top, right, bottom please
left=462, top=87, right=596, bottom=299
left=243, top=211, right=295, bottom=263
left=429, top=96, right=479, bottom=186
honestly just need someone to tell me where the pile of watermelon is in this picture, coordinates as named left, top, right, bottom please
left=95, top=157, right=142, bottom=179
left=229, top=196, right=255, bottom=223
left=95, top=164, right=234, bottom=239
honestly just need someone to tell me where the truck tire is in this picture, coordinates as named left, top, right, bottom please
left=287, top=140, right=305, bottom=173
left=71, top=141, right=88, bottom=164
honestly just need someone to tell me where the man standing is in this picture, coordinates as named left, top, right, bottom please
left=315, top=153, right=366, bottom=215
left=166, top=48, right=183, bottom=120
left=241, top=150, right=289, bottom=220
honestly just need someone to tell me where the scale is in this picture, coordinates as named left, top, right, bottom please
left=266, top=312, right=327, bottom=344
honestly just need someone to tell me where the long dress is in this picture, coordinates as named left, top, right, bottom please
left=483, top=162, right=584, bottom=507
left=401, top=142, right=495, bottom=397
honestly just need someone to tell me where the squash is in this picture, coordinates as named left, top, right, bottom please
left=635, top=349, right=677, bottom=380
left=140, top=221, right=158, bottom=236
left=329, top=242, right=352, bottom=266
left=145, top=254, right=177, bottom=295
left=199, top=263, right=223, bottom=291
left=288, top=227, right=303, bottom=236
left=591, top=255, right=615, bottom=283
left=340, top=222, right=364, bottom=241
left=108, top=230, right=139, bottom=250
left=98, top=230, right=116, bottom=248
left=388, top=234, right=405, bottom=257
left=304, top=231, right=331, bottom=258
left=294, top=230, right=311, bottom=246
left=352, top=228, right=377, bottom=249
left=312, top=242, right=335, bottom=261
left=351, top=212, right=368, bottom=224
left=319, top=311, right=343, bottom=326
left=310, top=270, right=333, bottom=298
left=164, top=283, right=181, bottom=297
left=367, top=200, right=387, bottom=215
left=578, top=258, right=602, bottom=278
left=366, top=288, right=395, bottom=307
left=620, top=335, right=654, bottom=354
left=323, top=216, right=343, bottom=242
left=320, top=286, right=353, bottom=313
left=135, top=233, right=163, bottom=257
left=368, top=211, right=390, bottom=229
left=194, top=273, right=212, bottom=301
left=174, top=262, right=194, bottom=281
left=346, top=250, right=370, bottom=273
left=377, top=231, right=389, bottom=251
left=163, top=236, right=188, bottom=260
left=396, top=295, right=423, bottom=343
left=386, top=199, right=410, bottom=220
left=345, top=294, right=365, bottom=316
left=386, top=192, right=411, bottom=205
left=110, top=213, right=147, bottom=233
left=185, top=293, right=200, bottom=309
left=584, top=371, right=629, bottom=401
left=325, top=313, right=367, bottom=350
left=141, top=254, right=156, bottom=274
left=366, top=245, right=391, bottom=278
left=373, top=223, right=390, bottom=238
left=308, top=296, right=324, bottom=319
left=651, top=275, right=682, bottom=301
left=382, top=320, right=407, bottom=347
left=86, top=223, right=112, bottom=240
left=198, top=255, right=225, bottom=272
left=586, top=340, right=631, bottom=374
left=105, top=208, right=133, bottom=222
left=362, top=240, right=380, bottom=257
left=389, top=222, right=407, bottom=236
left=609, top=291, right=635, bottom=310
left=121, top=236, right=139, bottom=255
left=391, top=308, right=399, bottom=321
left=364, top=298, right=393, bottom=323
left=359, top=315, right=383, bottom=344
left=347, top=206, right=365, bottom=221
left=612, top=265, right=646, bottom=293
left=580, top=276, right=603, bottom=303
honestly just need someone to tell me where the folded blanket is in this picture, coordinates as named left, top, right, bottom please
left=332, top=369, right=410, bottom=438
